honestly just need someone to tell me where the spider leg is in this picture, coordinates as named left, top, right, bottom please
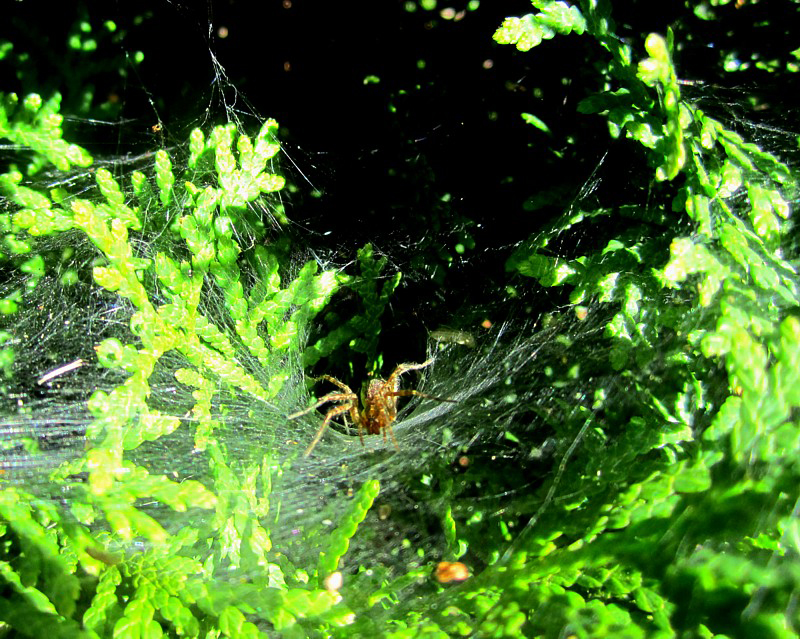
left=384, top=421, right=400, bottom=449
left=287, top=392, right=358, bottom=420
left=303, top=403, right=352, bottom=457
left=370, top=394, right=400, bottom=450
left=315, top=375, right=356, bottom=394
left=385, top=359, right=434, bottom=387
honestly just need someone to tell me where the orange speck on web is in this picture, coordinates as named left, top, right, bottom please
left=435, top=561, right=470, bottom=583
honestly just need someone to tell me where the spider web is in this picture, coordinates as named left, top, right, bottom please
left=1, top=1, right=798, bottom=634
left=0, top=0, right=606, bottom=571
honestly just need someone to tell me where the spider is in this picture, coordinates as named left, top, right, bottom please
left=288, top=359, right=455, bottom=457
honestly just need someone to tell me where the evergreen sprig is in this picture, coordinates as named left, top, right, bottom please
left=0, top=92, right=93, bottom=175
left=0, top=96, right=381, bottom=636
left=302, top=242, right=401, bottom=376
left=488, top=2, right=800, bottom=637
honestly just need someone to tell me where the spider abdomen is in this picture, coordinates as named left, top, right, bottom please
left=363, top=416, right=383, bottom=436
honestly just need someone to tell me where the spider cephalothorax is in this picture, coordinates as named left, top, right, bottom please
left=288, top=359, right=455, bottom=457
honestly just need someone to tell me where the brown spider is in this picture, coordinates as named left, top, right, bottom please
left=288, top=359, right=455, bottom=457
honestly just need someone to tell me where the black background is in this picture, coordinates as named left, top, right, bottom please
left=3, top=0, right=799, bottom=370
